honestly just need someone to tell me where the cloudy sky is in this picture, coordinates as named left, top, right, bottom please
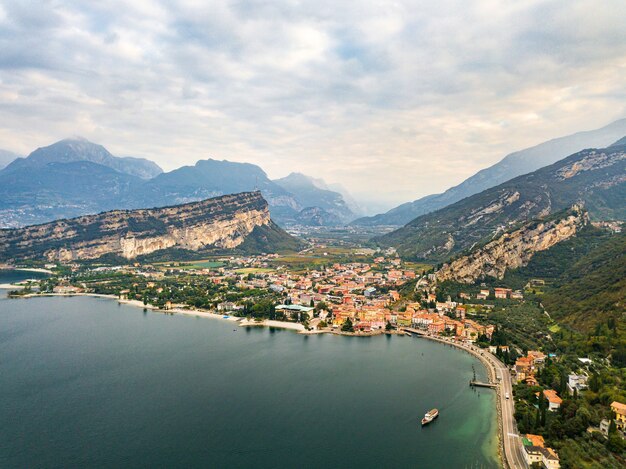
left=0, top=0, right=625, bottom=211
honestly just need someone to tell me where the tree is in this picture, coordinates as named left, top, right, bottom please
left=589, top=372, right=601, bottom=392
left=386, top=321, right=393, bottom=331
left=342, top=317, right=354, bottom=332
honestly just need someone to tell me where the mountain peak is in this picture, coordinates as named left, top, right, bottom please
left=2, top=138, right=162, bottom=180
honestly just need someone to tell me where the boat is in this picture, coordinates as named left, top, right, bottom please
left=421, top=408, right=439, bottom=426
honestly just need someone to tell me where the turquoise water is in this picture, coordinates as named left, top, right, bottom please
left=0, top=290, right=499, bottom=468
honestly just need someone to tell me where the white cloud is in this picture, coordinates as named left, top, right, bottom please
left=0, top=0, right=625, bottom=208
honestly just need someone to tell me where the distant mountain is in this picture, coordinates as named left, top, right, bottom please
left=0, top=191, right=301, bottom=262
left=305, top=177, right=363, bottom=216
left=129, top=159, right=301, bottom=222
left=0, top=140, right=304, bottom=228
left=376, top=140, right=626, bottom=261
left=273, top=172, right=355, bottom=224
left=4, top=138, right=163, bottom=179
left=354, top=118, right=626, bottom=226
left=0, top=149, right=20, bottom=170
left=294, top=206, right=343, bottom=226
left=0, top=161, right=142, bottom=227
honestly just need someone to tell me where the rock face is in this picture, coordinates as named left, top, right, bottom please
left=435, top=206, right=588, bottom=284
left=0, top=191, right=274, bottom=262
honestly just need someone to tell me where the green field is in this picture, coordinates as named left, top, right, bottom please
left=235, top=268, right=274, bottom=274
left=156, top=259, right=225, bottom=270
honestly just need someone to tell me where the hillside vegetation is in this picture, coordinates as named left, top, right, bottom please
left=376, top=143, right=626, bottom=261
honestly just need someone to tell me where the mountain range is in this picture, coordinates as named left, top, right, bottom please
left=376, top=139, right=626, bottom=261
left=354, top=118, right=626, bottom=226
left=0, top=139, right=357, bottom=228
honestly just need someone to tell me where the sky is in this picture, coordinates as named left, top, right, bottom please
left=0, top=1, right=625, bottom=212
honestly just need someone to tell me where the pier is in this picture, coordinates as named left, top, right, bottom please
left=470, top=380, right=498, bottom=389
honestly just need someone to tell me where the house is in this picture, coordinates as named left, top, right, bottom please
left=528, top=350, right=546, bottom=367
left=540, top=390, right=563, bottom=411
left=600, top=419, right=611, bottom=436
left=510, top=290, right=524, bottom=300
left=494, top=287, right=511, bottom=299
left=515, top=356, right=534, bottom=382
left=567, top=374, right=588, bottom=395
left=52, top=285, right=83, bottom=294
left=428, top=321, right=445, bottom=334
left=541, top=447, right=560, bottom=469
left=275, top=304, right=314, bottom=319
left=522, top=443, right=543, bottom=467
left=611, top=401, right=626, bottom=430
left=521, top=434, right=560, bottom=469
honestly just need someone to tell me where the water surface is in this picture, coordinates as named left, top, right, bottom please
left=0, top=293, right=499, bottom=468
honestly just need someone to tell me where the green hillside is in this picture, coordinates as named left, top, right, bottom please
left=541, top=230, right=626, bottom=332
left=376, top=143, right=626, bottom=261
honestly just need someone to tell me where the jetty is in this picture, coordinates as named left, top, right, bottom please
left=470, top=380, right=498, bottom=388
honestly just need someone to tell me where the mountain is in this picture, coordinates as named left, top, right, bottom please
left=129, top=159, right=301, bottom=222
left=0, top=191, right=300, bottom=262
left=354, top=118, right=626, bottom=226
left=273, top=172, right=356, bottom=224
left=304, top=177, right=363, bottom=216
left=483, top=223, right=625, bottom=332
left=540, top=229, right=625, bottom=331
left=0, top=149, right=20, bottom=169
left=4, top=138, right=163, bottom=179
left=376, top=141, right=626, bottom=261
left=0, top=161, right=142, bottom=228
left=435, top=206, right=587, bottom=283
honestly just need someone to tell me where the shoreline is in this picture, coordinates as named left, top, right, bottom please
left=3, top=291, right=510, bottom=467
left=409, top=332, right=506, bottom=468
left=0, top=267, right=54, bottom=274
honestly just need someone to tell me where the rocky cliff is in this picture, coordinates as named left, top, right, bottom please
left=435, top=206, right=588, bottom=283
left=0, top=191, right=288, bottom=262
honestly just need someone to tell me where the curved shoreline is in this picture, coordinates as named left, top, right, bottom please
left=2, top=291, right=514, bottom=468
left=409, top=333, right=507, bottom=468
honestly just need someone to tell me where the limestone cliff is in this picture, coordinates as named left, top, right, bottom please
left=435, top=206, right=588, bottom=284
left=0, top=191, right=288, bottom=261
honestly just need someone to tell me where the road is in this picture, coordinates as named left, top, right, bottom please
left=485, top=351, right=528, bottom=469
left=403, top=329, right=527, bottom=468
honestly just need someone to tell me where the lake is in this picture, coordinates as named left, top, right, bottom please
left=0, top=288, right=499, bottom=468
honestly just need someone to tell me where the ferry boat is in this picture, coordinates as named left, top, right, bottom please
left=421, top=408, right=439, bottom=426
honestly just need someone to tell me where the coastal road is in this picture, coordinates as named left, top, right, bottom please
left=404, top=330, right=527, bottom=469
left=487, top=353, right=527, bottom=469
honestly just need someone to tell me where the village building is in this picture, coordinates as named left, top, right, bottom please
left=540, top=390, right=563, bottom=411
left=567, top=374, right=588, bottom=395
left=611, top=401, right=626, bottom=430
